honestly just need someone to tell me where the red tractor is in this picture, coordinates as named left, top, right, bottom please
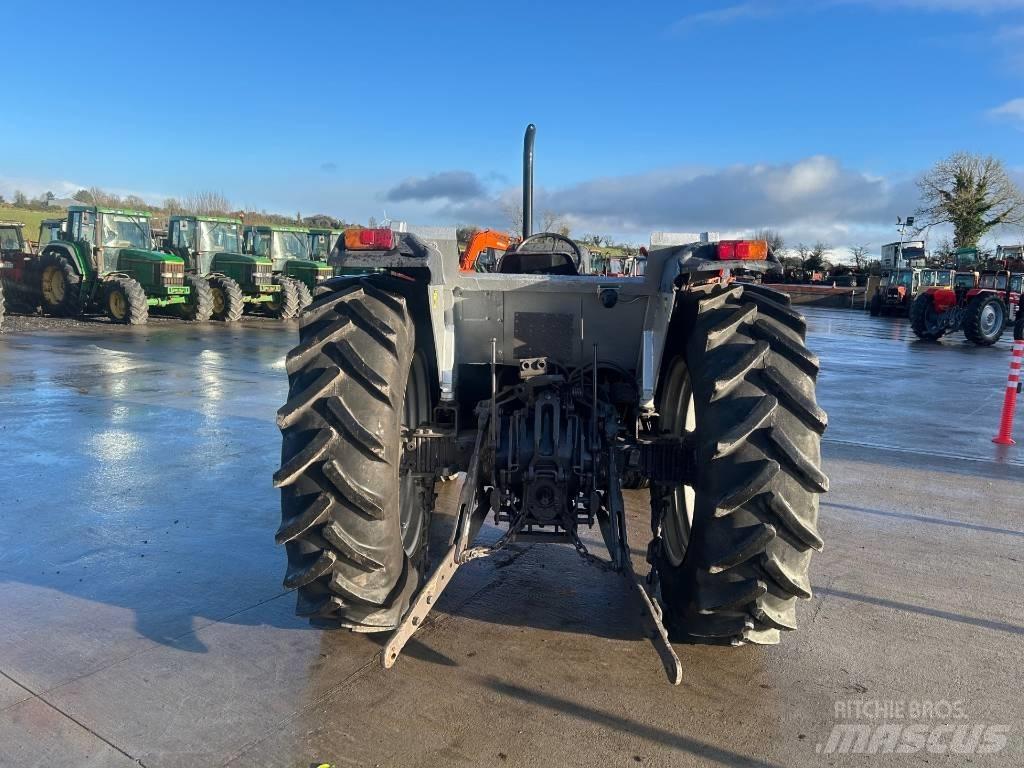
left=910, top=267, right=1021, bottom=345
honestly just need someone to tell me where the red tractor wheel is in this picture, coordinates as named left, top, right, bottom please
left=963, top=294, right=1006, bottom=346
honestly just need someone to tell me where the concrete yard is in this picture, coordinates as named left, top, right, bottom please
left=0, top=308, right=1021, bottom=767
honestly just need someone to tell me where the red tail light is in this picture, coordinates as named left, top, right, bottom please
left=717, top=240, right=769, bottom=260
left=344, top=227, right=395, bottom=250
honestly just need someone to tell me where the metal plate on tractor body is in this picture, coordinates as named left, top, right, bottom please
left=333, top=228, right=776, bottom=402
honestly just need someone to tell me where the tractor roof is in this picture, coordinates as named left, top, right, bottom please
left=169, top=214, right=241, bottom=225
left=68, top=204, right=152, bottom=218
left=0, top=220, right=25, bottom=228
left=247, top=224, right=308, bottom=233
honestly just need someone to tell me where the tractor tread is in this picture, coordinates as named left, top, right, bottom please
left=765, top=490, right=824, bottom=552
left=654, top=281, right=825, bottom=645
left=769, top=425, right=830, bottom=493
left=344, top=297, right=400, bottom=356
left=705, top=303, right=757, bottom=350
left=283, top=549, right=337, bottom=589
left=740, top=283, right=793, bottom=306
left=276, top=365, right=342, bottom=429
left=275, top=492, right=333, bottom=544
left=763, top=365, right=828, bottom=434
left=752, top=318, right=820, bottom=375
left=696, top=578, right=768, bottom=613
left=712, top=395, right=778, bottom=459
left=710, top=340, right=770, bottom=401
left=104, top=276, right=149, bottom=325
left=271, top=276, right=301, bottom=320
left=331, top=338, right=394, bottom=406
left=209, top=275, right=245, bottom=322
left=182, top=274, right=214, bottom=322
left=285, top=317, right=354, bottom=375
left=744, top=292, right=807, bottom=334
left=324, top=393, right=388, bottom=462
left=322, top=459, right=387, bottom=520
left=713, top=458, right=780, bottom=517
left=273, top=427, right=336, bottom=488
left=707, top=523, right=777, bottom=573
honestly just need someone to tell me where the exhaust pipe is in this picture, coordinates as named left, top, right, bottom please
left=522, top=124, right=535, bottom=238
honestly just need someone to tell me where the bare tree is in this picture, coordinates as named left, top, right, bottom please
left=180, top=191, right=232, bottom=215
left=540, top=209, right=568, bottom=235
left=803, top=241, right=830, bottom=271
left=502, top=200, right=523, bottom=235
left=850, top=244, right=871, bottom=271
left=123, top=194, right=150, bottom=211
left=754, top=228, right=785, bottom=256
left=917, top=152, right=1024, bottom=248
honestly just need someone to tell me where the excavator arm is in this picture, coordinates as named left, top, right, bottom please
left=459, top=229, right=512, bottom=272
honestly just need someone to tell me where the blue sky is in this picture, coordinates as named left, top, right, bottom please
left=3, top=0, right=1024, bottom=253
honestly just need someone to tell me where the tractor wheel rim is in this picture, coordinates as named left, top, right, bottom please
left=661, top=357, right=696, bottom=568
left=109, top=290, right=127, bottom=320
left=42, top=266, right=64, bottom=303
left=981, top=304, right=1003, bottom=335
left=212, top=288, right=225, bottom=315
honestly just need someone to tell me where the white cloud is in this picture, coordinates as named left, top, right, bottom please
left=842, top=0, right=1024, bottom=11
left=668, top=3, right=771, bottom=34
left=988, top=97, right=1024, bottom=127
left=414, top=156, right=924, bottom=251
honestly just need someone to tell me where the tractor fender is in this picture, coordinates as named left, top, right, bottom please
left=41, top=242, right=89, bottom=278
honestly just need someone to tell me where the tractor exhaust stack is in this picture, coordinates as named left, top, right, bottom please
left=522, top=124, right=535, bottom=238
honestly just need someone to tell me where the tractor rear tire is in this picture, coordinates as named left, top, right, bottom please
left=39, top=252, right=82, bottom=317
left=910, top=293, right=945, bottom=341
left=869, top=293, right=881, bottom=317
left=180, top=274, right=213, bottom=322
left=104, top=277, right=149, bottom=325
left=650, top=282, right=826, bottom=645
left=294, top=280, right=313, bottom=311
left=209, top=275, right=245, bottom=322
left=963, top=295, right=1006, bottom=346
left=275, top=278, right=437, bottom=630
left=269, top=276, right=300, bottom=320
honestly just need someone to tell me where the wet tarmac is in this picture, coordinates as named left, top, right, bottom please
left=0, top=308, right=1021, bottom=767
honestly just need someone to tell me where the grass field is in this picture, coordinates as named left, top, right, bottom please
left=0, top=205, right=66, bottom=244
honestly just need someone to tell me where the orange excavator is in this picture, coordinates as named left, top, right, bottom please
left=459, top=229, right=514, bottom=272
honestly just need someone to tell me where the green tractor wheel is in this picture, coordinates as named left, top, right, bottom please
left=39, top=252, right=82, bottom=317
left=293, top=279, right=313, bottom=310
left=104, top=277, right=149, bottom=325
left=179, top=274, right=214, bottom=322
left=209, top=275, right=245, bottom=322
left=267, top=276, right=300, bottom=320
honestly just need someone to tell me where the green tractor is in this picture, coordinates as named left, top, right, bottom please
left=243, top=224, right=332, bottom=315
left=164, top=215, right=284, bottom=321
left=38, top=205, right=200, bottom=324
left=307, top=227, right=342, bottom=262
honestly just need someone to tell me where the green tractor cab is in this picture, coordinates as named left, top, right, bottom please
left=165, top=215, right=282, bottom=321
left=307, top=227, right=342, bottom=262
left=243, top=224, right=332, bottom=315
left=37, top=206, right=195, bottom=324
